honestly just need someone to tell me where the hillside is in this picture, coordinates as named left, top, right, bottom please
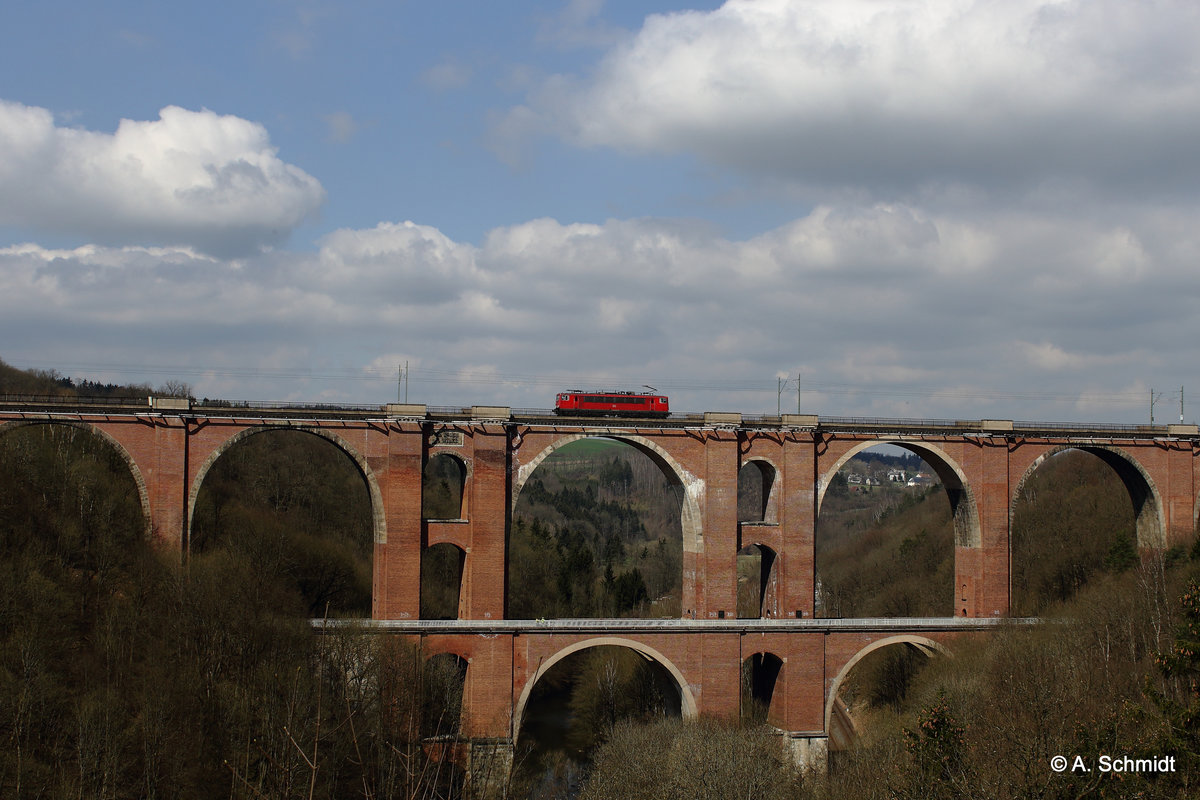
left=579, top=558, right=1200, bottom=799
left=0, top=412, right=459, bottom=798
left=815, top=446, right=1150, bottom=619
left=1011, top=448, right=1141, bottom=615
left=508, top=438, right=683, bottom=619
left=0, top=356, right=186, bottom=398
left=816, top=477, right=955, bottom=617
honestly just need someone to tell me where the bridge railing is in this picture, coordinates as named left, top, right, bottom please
left=0, top=393, right=148, bottom=407
left=1011, top=420, right=1163, bottom=434
left=1, top=395, right=1191, bottom=438
left=804, top=414, right=971, bottom=428
left=427, top=405, right=475, bottom=416
left=192, top=399, right=386, bottom=413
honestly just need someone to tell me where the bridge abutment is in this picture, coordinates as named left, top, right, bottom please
left=466, top=739, right=514, bottom=799
left=785, top=733, right=829, bottom=773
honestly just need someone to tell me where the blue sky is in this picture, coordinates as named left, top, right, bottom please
left=3, top=0, right=1200, bottom=422
left=1, top=0, right=744, bottom=247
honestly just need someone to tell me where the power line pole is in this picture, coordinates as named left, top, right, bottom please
left=777, top=374, right=803, bottom=414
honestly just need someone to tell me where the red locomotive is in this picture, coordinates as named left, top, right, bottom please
left=554, top=390, right=669, bottom=418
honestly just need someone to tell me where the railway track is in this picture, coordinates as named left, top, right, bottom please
left=0, top=393, right=1191, bottom=440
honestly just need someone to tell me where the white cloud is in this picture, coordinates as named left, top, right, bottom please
left=0, top=100, right=325, bottom=256
left=4, top=193, right=1200, bottom=420
left=313, top=220, right=479, bottom=304
left=505, top=0, right=1200, bottom=197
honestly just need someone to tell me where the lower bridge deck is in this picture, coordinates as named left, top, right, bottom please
left=312, top=616, right=1036, bottom=634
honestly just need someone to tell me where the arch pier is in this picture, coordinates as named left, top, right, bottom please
left=3, top=399, right=1197, bottom=773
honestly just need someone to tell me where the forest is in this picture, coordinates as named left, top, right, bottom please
left=1, top=361, right=1199, bottom=798
left=0, top=357, right=187, bottom=400
left=507, top=439, right=683, bottom=620
left=0, top=420, right=478, bottom=798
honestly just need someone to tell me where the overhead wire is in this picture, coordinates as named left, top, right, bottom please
left=6, top=357, right=1156, bottom=409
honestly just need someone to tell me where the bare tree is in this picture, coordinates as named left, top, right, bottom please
left=156, top=380, right=192, bottom=398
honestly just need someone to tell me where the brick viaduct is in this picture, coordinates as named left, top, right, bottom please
left=2, top=398, right=1198, bottom=770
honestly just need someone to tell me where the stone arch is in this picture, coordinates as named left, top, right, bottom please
left=0, top=420, right=153, bottom=540
left=512, top=636, right=699, bottom=742
left=741, top=650, right=784, bottom=724
left=422, top=542, right=466, bottom=620
left=817, top=440, right=980, bottom=548
left=1011, top=444, right=1165, bottom=549
left=424, top=451, right=469, bottom=521
left=422, top=651, right=469, bottom=737
left=424, top=647, right=470, bottom=663
left=185, top=425, right=387, bottom=548
left=514, top=433, right=704, bottom=554
left=824, top=635, right=952, bottom=735
left=736, top=543, right=779, bottom=619
left=738, top=458, right=779, bottom=524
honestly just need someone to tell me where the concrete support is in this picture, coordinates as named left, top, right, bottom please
left=785, top=734, right=829, bottom=773
left=467, top=739, right=514, bottom=799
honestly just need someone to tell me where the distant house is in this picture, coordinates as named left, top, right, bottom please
left=847, top=474, right=863, bottom=485
left=906, top=473, right=933, bottom=487
left=887, top=469, right=907, bottom=482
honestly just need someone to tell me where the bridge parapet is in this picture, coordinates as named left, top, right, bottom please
left=385, top=402, right=426, bottom=418
left=470, top=405, right=511, bottom=421
left=150, top=396, right=190, bottom=411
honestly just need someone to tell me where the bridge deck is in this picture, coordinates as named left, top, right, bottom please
left=311, top=616, right=1039, bottom=634
left=1, top=394, right=1192, bottom=440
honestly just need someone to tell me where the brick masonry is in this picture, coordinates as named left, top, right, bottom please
left=2, top=410, right=1196, bottom=747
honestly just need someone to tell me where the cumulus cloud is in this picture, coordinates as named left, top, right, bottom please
left=503, top=0, right=1200, bottom=198
left=5, top=201, right=1198, bottom=420
left=312, top=221, right=479, bottom=304
left=0, top=100, right=325, bottom=256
